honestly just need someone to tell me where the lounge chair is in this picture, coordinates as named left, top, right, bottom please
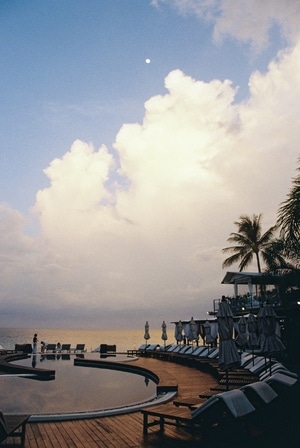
left=177, top=345, right=191, bottom=354
left=197, top=347, right=210, bottom=357
left=241, top=354, right=267, bottom=370
left=183, top=346, right=196, bottom=355
left=264, top=372, right=298, bottom=388
left=45, top=344, right=57, bottom=353
left=241, top=381, right=278, bottom=405
left=190, top=346, right=208, bottom=356
left=61, top=344, right=71, bottom=352
left=0, top=410, right=30, bottom=445
left=259, top=363, right=298, bottom=381
left=100, top=344, right=116, bottom=354
left=207, top=348, right=219, bottom=358
left=240, top=353, right=256, bottom=366
left=247, top=358, right=273, bottom=374
left=145, top=344, right=160, bottom=351
left=240, top=381, right=281, bottom=436
left=166, top=344, right=179, bottom=352
left=142, top=389, right=256, bottom=441
left=74, top=344, right=86, bottom=352
left=172, top=345, right=186, bottom=353
left=138, top=343, right=150, bottom=351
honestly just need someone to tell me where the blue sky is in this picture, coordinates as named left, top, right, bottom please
left=1, top=0, right=300, bottom=330
left=0, top=0, right=281, bottom=211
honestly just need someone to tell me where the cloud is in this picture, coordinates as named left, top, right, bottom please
left=34, top=140, right=115, bottom=245
left=153, top=0, right=300, bottom=51
left=2, top=40, right=300, bottom=328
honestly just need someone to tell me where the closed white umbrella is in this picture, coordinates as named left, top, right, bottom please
left=161, top=321, right=168, bottom=347
left=144, top=321, right=150, bottom=345
left=247, top=313, right=258, bottom=347
left=175, top=320, right=183, bottom=344
left=235, top=316, right=248, bottom=350
left=257, top=304, right=286, bottom=375
left=247, top=313, right=259, bottom=365
left=217, top=299, right=240, bottom=389
left=257, top=305, right=285, bottom=355
left=189, top=317, right=198, bottom=343
left=204, top=320, right=215, bottom=346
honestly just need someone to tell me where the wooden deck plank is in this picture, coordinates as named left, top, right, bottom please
left=2, top=356, right=299, bottom=447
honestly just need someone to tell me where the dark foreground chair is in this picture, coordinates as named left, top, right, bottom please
left=142, top=389, right=256, bottom=443
left=0, top=411, right=30, bottom=445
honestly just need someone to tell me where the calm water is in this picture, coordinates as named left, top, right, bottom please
left=0, top=327, right=171, bottom=418
left=0, top=354, right=157, bottom=417
left=0, top=327, right=169, bottom=353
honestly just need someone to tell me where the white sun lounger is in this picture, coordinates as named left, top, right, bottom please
left=192, top=389, right=256, bottom=419
left=264, top=372, right=298, bottom=387
left=259, top=363, right=298, bottom=381
left=191, top=346, right=208, bottom=356
left=241, top=381, right=278, bottom=404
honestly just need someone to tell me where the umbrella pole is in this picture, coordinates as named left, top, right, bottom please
left=226, top=370, right=229, bottom=390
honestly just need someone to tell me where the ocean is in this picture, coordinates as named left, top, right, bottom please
left=0, top=327, right=169, bottom=416
left=0, top=327, right=170, bottom=353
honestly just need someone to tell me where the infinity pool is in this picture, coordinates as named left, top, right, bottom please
left=0, top=353, right=157, bottom=420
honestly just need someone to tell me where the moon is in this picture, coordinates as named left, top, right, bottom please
left=145, top=58, right=151, bottom=64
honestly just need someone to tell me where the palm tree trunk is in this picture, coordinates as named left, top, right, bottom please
left=255, top=252, right=261, bottom=273
left=255, top=252, right=265, bottom=299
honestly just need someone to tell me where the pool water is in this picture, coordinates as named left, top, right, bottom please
left=0, top=353, right=156, bottom=419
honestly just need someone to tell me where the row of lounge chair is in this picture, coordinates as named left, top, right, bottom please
left=137, top=343, right=220, bottom=360
left=138, top=343, right=297, bottom=380
left=142, top=376, right=297, bottom=441
left=139, top=343, right=299, bottom=443
left=43, top=343, right=86, bottom=353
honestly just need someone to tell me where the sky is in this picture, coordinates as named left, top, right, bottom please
left=1, top=0, right=300, bottom=331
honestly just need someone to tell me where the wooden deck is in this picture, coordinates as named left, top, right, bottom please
left=1, top=356, right=299, bottom=447
left=1, top=357, right=220, bottom=447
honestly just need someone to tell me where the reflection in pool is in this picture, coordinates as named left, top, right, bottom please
left=0, top=353, right=157, bottom=420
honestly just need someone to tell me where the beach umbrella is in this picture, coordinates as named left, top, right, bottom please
left=247, top=314, right=258, bottom=347
left=235, top=316, right=248, bottom=351
left=144, top=321, right=150, bottom=345
left=161, top=321, right=168, bottom=347
left=189, top=317, right=197, bottom=343
left=217, top=299, right=240, bottom=389
left=175, top=320, right=183, bottom=344
left=257, top=304, right=285, bottom=374
left=199, top=323, right=205, bottom=345
left=247, top=313, right=258, bottom=365
left=204, top=321, right=215, bottom=349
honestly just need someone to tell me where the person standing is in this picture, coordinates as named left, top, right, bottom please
left=32, top=333, right=38, bottom=354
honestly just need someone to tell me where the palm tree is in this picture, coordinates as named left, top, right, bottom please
left=277, top=162, right=300, bottom=256
left=263, top=238, right=295, bottom=274
left=222, top=214, right=277, bottom=272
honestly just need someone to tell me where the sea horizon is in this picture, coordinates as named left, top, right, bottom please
left=0, top=327, right=172, bottom=353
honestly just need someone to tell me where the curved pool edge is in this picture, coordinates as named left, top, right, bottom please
left=74, top=357, right=160, bottom=385
left=28, top=390, right=177, bottom=422
left=1, top=353, right=178, bottom=422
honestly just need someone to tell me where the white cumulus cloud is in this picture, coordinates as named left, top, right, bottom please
left=2, top=39, right=300, bottom=328
left=153, top=0, right=300, bottom=51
